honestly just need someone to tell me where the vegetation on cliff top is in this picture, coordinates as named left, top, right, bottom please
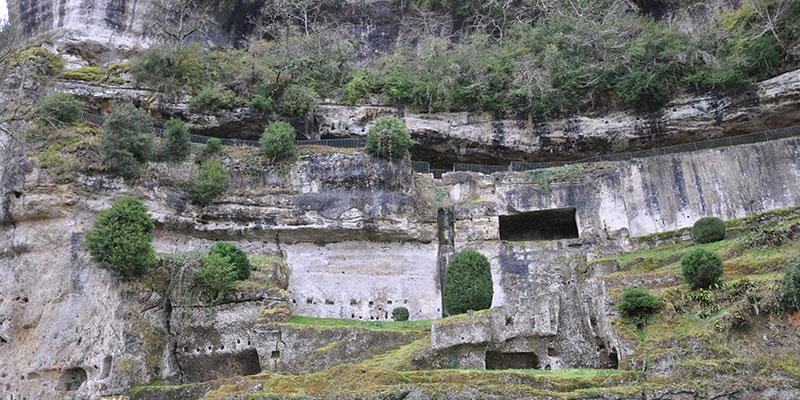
left=122, top=0, right=800, bottom=118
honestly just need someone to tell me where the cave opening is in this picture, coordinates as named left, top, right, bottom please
left=179, top=349, right=262, bottom=383
left=499, top=208, right=579, bottom=241
left=609, top=348, right=619, bottom=369
left=485, top=351, right=540, bottom=370
left=55, top=368, right=87, bottom=391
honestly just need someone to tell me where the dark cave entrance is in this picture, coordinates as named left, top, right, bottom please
left=498, top=208, right=579, bottom=241
left=485, top=351, right=540, bottom=370
left=179, top=349, right=262, bottom=383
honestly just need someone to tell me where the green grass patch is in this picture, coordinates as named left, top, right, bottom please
left=60, top=64, right=128, bottom=84
left=283, top=315, right=433, bottom=332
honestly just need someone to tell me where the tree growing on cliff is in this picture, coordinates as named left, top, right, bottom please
left=37, top=92, right=82, bottom=125
left=782, top=255, right=800, bottom=310
left=158, top=118, right=191, bottom=162
left=100, top=104, right=155, bottom=178
left=187, top=158, right=229, bottom=207
left=194, top=252, right=240, bottom=304
left=86, top=197, right=156, bottom=276
left=145, top=0, right=218, bottom=44
left=443, top=249, right=493, bottom=315
left=617, top=286, right=660, bottom=328
left=260, top=121, right=295, bottom=162
left=365, top=118, right=412, bottom=161
left=681, top=248, right=724, bottom=289
left=208, top=242, right=252, bottom=280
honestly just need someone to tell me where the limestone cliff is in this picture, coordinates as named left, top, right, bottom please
left=2, top=117, right=800, bottom=398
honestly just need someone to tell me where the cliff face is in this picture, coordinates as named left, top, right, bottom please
left=6, top=0, right=404, bottom=50
left=58, top=66, right=800, bottom=168
left=2, top=118, right=800, bottom=398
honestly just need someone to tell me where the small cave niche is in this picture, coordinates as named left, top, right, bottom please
left=608, top=348, right=619, bottom=369
left=99, top=356, right=112, bottom=379
left=55, top=368, right=87, bottom=391
left=271, top=350, right=280, bottom=359
left=499, top=208, right=579, bottom=241
left=485, top=351, right=539, bottom=370
left=180, top=349, right=262, bottom=383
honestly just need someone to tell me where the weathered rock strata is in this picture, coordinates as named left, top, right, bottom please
left=60, top=67, right=800, bottom=167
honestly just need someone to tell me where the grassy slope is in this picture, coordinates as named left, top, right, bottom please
left=134, top=208, right=800, bottom=399
left=598, top=207, right=800, bottom=380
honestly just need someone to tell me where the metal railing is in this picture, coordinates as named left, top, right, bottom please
left=80, top=111, right=800, bottom=177
left=411, top=161, right=431, bottom=173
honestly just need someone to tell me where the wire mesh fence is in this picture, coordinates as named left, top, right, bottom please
left=452, top=163, right=510, bottom=174
left=411, top=161, right=431, bottom=173
left=295, top=138, right=367, bottom=148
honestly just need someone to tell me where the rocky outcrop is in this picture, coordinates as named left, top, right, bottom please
left=423, top=239, right=623, bottom=371
left=7, top=0, right=406, bottom=52
left=59, top=66, right=800, bottom=167
left=313, top=67, right=800, bottom=166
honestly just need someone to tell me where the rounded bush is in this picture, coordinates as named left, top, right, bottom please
left=693, top=217, right=726, bottom=244
left=341, top=72, right=372, bottom=106
left=187, top=158, right=228, bottom=207
left=617, top=286, right=659, bottom=327
left=248, top=94, right=273, bottom=113
left=208, top=242, right=252, bottom=280
left=392, top=307, right=409, bottom=321
left=204, top=138, right=222, bottom=155
left=681, top=248, right=724, bottom=289
left=100, top=103, right=155, bottom=178
left=85, top=197, right=156, bottom=276
left=260, top=121, right=295, bottom=162
left=190, top=87, right=237, bottom=111
left=443, top=249, right=493, bottom=315
left=194, top=252, right=240, bottom=304
left=38, top=92, right=82, bottom=124
left=783, top=255, right=800, bottom=310
left=365, top=117, right=412, bottom=161
left=160, top=118, right=191, bottom=162
left=277, top=84, right=315, bottom=116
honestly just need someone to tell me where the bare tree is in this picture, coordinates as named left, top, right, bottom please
left=747, top=0, right=792, bottom=52
left=145, top=0, right=218, bottom=44
left=0, top=23, right=37, bottom=147
left=257, top=0, right=329, bottom=37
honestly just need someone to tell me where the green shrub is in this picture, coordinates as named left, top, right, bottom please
left=617, top=286, right=660, bottom=327
left=85, top=197, right=156, bottom=276
left=194, top=252, right=239, bottom=304
left=129, top=44, right=206, bottom=94
left=693, top=217, right=726, bottom=243
left=341, top=72, right=372, bottom=105
left=443, top=249, right=493, bottom=315
left=783, top=255, right=800, bottom=310
left=159, top=118, right=191, bottom=162
left=205, top=138, right=222, bottom=155
left=365, top=118, right=412, bottom=161
left=681, top=248, right=724, bottom=289
left=247, top=94, right=273, bottom=113
left=208, top=242, right=252, bottom=280
left=38, top=92, right=82, bottom=124
left=99, top=103, right=155, bottom=178
left=392, top=307, right=410, bottom=321
left=260, top=121, right=295, bottom=162
left=187, top=158, right=228, bottom=207
left=190, top=87, right=238, bottom=112
left=277, top=84, right=315, bottom=116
